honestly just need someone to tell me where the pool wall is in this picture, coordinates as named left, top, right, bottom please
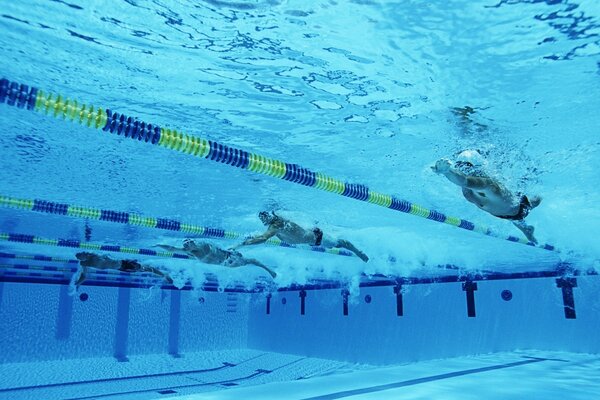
left=0, top=282, right=248, bottom=363
left=1, top=275, right=598, bottom=365
left=248, top=276, right=600, bottom=364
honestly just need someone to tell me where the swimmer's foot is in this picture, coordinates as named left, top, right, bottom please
left=522, top=225, right=536, bottom=243
left=525, top=229, right=538, bottom=244
left=513, top=221, right=538, bottom=244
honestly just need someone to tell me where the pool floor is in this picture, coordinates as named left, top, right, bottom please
left=192, top=350, right=600, bottom=400
left=1, top=350, right=598, bottom=400
left=0, top=349, right=360, bottom=400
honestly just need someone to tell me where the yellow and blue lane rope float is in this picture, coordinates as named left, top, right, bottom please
left=0, top=195, right=356, bottom=258
left=0, top=253, right=176, bottom=282
left=0, top=263, right=76, bottom=274
left=0, top=78, right=556, bottom=252
left=0, top=263, right=173, bottom=283
left=0, top=232, right=194, bottom=260
left=0, top=263, right=248, bottom=293
left=0, top=251, right=78, bottom=264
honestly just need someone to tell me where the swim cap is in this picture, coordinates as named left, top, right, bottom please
left=455, top=149, right=484, bottom=166
left=454, top=149, right=485, bottom=175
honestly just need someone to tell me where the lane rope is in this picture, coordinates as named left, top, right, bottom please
left=0, top=251, right=78, bottom=264
left=0, top=78, right=557, bottom=252
left=0, top=195, right=355, bottom=258
left=0, top=231, right=193, bottom=260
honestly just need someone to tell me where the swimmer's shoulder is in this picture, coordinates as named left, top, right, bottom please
left=270, top=216, right=286, bottom=229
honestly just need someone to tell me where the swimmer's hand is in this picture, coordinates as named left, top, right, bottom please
left=432, top=159, right=452, bottom=174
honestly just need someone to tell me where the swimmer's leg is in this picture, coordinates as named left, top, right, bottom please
left=512, top=220, right=537, bottom=244
left=336, top=239, right=369, bottom=262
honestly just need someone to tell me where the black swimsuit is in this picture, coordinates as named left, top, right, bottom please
left=497, top=195, right=531, bottom=221
left=312, top=228, right=323, bottom=246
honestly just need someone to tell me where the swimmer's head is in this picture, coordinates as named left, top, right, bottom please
left=455, top=160, right=475, bottom=169
left=454, top=149, right=485, bottom=175
left=258, top=211, right=275, bottom=225
left=183, top=239, right=196, bottom=251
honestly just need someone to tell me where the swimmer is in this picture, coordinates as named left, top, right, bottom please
left=234, top=211, right=369, bottom=262
left=157, top=239, right=276, bottom=278
left=432, top=150, right=542, bottom=243
left=73, top=252, right=173, bottom=289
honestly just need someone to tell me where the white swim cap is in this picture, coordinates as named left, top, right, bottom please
left=453, top=149, right=487, bottom=176
left=455, top=149, right=484, bottom=167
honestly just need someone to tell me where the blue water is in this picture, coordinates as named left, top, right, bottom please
left=1, top=1, right=600, bottom=399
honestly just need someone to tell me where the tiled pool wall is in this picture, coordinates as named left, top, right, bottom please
left=1, top=275, right=599, bottom=365
left=247, top=276, right=600, bottom=364
left=0, top=282, right=248, bottom=363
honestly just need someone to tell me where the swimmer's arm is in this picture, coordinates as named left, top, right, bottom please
left=155, top=244, right=183, bottom=252
left=433, top=159, right=491, bottom=189
left=240, top=227, right=278, bottom=246
left=245, top=258, right=277, bottom=279
left=443, top=169, right=492, bottom=190
left=244, top=258, right=267, bottom=268
left=75, top=266, right=87, bottom=288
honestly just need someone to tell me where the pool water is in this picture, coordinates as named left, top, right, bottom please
left=1, top=0, right=599, bottom=399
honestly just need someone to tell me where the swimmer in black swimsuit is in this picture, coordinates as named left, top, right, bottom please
left=432, top=156, right=542, bottom=243
left=156, top=239, right=276, bottom=278
left=233, top=211, right=369, bottom=262
left=73, top=252, right=173, bottom=290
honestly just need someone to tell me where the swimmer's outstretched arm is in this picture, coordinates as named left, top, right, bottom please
left=432, top=159, right=493, bottom=190
left=155, top=244, right=183, bottom=252
left=244, top=258, right=277, bottom=279
left=75, top=266, right=87, bottom=288
left=234, top=227, right=278, bottom=248
left=68, top=265, right=87, bottom=295
left=220, top=255, right=277, bottom=278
